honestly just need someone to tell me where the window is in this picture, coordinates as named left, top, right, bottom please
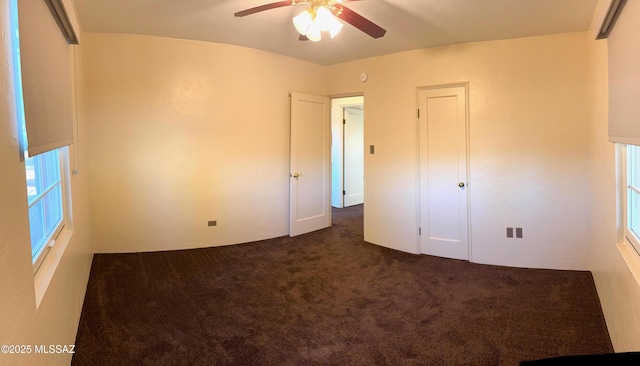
left=10, top=0, right=71, bottom=276
left=25, top=149, right=67, bottom=272
left=626, top=144, right=640, bottom=255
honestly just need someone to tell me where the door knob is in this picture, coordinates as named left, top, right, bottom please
left=458, top=182, right=465, bottom=188
left=291, top=173, right=300, bottom=178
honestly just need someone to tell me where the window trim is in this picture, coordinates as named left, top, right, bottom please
left=622, top=144, right=640, bottom=255
left=33, top=146, right=73, bottom=306
left=30, top=149, right=67, bottom=275
left=617, top=144, right=640, bottom=288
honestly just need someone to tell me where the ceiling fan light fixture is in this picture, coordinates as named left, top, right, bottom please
left=327, top=13, right=343, bottom=38
left=293, top=9, right=313, bottom=35
left=306, top=21, right=322, bottom=41
left=315, top=6, right=342, bottom=38
left=236, top=1, right=386, bottom=41
left=292, top=3, right=343, bottom=42
left=315, top=6, right=333, bottom=28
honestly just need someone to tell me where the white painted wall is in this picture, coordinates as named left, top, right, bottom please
left=588, top=0, right=640, bottom=351
left=0, top=1, right=93, bottom=365
left=85, top=34, right=327, bottom=252
left=326, top=33, right=591, bottom=269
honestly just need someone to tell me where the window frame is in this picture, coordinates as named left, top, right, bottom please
left=622, top=144, right=640, bottom=255
left=27, top=148, right=70, bottom=274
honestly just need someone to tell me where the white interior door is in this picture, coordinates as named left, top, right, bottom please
left=419, top=86, right=469, bottom=260
left=344, top=107, right=364, bottom=207
left=290, top=92, right=331, bottom=236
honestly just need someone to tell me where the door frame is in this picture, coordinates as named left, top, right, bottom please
left=330, top=95, right=364, bottom=208
left=343, top=106, right=364, bottom=207
left=416, top=82, right=472, bottom=260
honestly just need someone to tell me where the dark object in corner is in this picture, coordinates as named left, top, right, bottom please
left=521, top=352, right=640, bottom=365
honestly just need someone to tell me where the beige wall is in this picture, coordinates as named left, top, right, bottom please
left=86, top=33, right=588, bottom=269
left=78, top=11, right=640, bottom=348
left=86, top=32, right=592, bottom=270
left=85, top=34, right=327, bottom=252
left=0, top=0, right=93, bottom=365
left=588, top=0, right=640, bottom=351
left=3, top=0, right=639, bottom=355
left=327, top=33, right=591, bottom=269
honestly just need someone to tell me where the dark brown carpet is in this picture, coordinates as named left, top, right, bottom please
left=72, top=205, right=612, bottom=365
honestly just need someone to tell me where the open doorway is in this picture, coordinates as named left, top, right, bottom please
left=331, top=96, right=364, bottom=208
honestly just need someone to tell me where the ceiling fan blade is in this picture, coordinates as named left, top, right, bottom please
left=234, top=1, right=295, bottom=17
left=299, top=34, right=309, bottom=41
left=334, top=4, right=386, bottom=39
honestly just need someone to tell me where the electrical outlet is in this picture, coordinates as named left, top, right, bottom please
left=208, top=220, right=217, bottom=227
left=516, top=228, right=523, bottom=238
left=507, top=227, right=514, bottom=238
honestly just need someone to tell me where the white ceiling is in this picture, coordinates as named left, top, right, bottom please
left=73, top=0, right=598, bottom=66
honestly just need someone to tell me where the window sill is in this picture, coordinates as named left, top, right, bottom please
left=617, top=239, right=640, bottom=288
left=33, top=228, right=73, bottom=307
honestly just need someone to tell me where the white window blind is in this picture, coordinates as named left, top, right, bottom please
left=18, top=0, right=78, bottom=157
left=607, top=0, right=640, bottom=145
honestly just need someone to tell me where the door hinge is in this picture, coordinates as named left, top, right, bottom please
left=343, top=190, right=346, bottom=195
left=418, top=227, right=422, bottom=235
left=343, top=118, right=346, bottom=125
left=417, top=109, right=420, bottom=118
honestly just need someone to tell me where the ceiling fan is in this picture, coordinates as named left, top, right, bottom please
left=234, top=0, right=386, bottom=42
